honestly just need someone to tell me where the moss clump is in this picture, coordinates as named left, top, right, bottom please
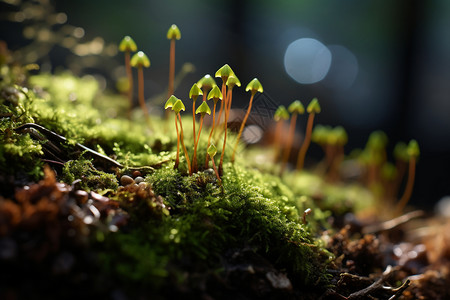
left=62, top=159, right=118, bottom=191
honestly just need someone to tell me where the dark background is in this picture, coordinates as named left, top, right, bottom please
left=1, top=0, right=450, bottom=209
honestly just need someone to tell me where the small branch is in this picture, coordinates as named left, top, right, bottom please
left=362, top=210, right=424, bottom=234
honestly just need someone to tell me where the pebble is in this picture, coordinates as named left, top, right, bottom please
left=74, top=190, right=89, bottom=203
left=134, top=176, right=144, bottom=184
left=120, top=175, right=134, bottom=186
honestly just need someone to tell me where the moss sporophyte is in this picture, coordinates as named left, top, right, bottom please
left=214, top=64, right=234, bottom=128
left=207, top=143, right=222, bottom=186
left=167, top=24, right=181, bottom=100
left=189, top=83, right=203, bottom=147
left=171, top=98, right=191, bottom=174
left=205, top=85, right=223, bottom=169
left=119, top=36, right=137, bottom=119
left=296, top=98, right=321, bottom=171
left=219, top=74, right=240, bottom=174
left=231, top=78, right=263, bottom=163
left=165, top=95, right=180, bottom=169
left=197, top=74, right=217, bottom=102
left=395, top=139, right=419, bottom=216
left=280, top=100, right=304, bottom=175
left=273, top=105, right=289, bottom=163
left=192, top=101, right=211, bottom=174
left=130, top=51, right=151, bottom=125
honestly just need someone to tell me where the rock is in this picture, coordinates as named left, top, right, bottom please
left=120, top=175, right=134, bottom=186
left=134, top=176, right=144, bottom=184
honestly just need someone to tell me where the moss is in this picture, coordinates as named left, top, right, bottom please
left=61, top=159, right=118, bottom=191
left=0, top=48, right=384, bottom=297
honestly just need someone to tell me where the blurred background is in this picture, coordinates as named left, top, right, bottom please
left=1, top=0, right=450, bottom=209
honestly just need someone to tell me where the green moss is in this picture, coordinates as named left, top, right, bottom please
left=62, top=158, right=118, bottom=191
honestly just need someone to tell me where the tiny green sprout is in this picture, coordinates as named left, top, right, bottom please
left=192, top=101, right=211, bottom=173
left=218, top=74, right=241, bottom=174
left=215, top=64, right=235, bottom=128
left=395, top=139, right=420, bottom=216
left=273, top=105, right=289, bottom=163
left=296, top=98, right=321, bottom=171
left=197, top=74, right=217, bottom=102
left=280, top=100, right=305, bottom=175
left=207, top=143, right=222, bottom=186
left=131, top=51, right=150, bottom=124
left=119, top=36, right=137, bottom=119
left=205, top=85, right=223, bottom=168
left=231, top=78, right=263, bottom=163
left=189, top=83, right=203, bottom=146
left=165, top=95, right=181, bottom=169
left=167, top=24, right=181, bottom=104
left=171, top=99, right=191, bottom=174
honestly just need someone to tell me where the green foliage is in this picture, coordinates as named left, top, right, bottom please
left=62, top=159, right=118, bottom=191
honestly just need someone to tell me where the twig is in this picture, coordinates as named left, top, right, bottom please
left=362, top=210, right=424, bottom=234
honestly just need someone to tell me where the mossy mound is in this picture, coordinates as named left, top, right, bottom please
left=0, top=60, right=377, bottom=299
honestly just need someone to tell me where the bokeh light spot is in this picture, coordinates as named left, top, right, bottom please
left=284, top=38, right=331, bottom=84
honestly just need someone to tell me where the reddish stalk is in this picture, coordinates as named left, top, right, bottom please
left=124, top=51, right=133, bottom=119
left=192, top=115, right=205, bottom=174
left=192, top=99, right=197, bottom=146
left=273, top=120, right=284, bottom=163
left=174, top=113, right=180, bottom=169
left=215, top=82, right=227, bottom=128
left=231, top=92, right=255, bottom=163
left=296, top=112, right=315, bottom=171
left=395, top=156, right=416, bottom=216
left=210, top=156, right=222, bottom=186
left=177, top=113, right=191, bottom=174
left=280, top=113, right=298, bottom=175
left=168, top=39, right=175, bottom=99
left=205, top=101, right=218, bottom=168
left=218, top=88, right=232, bottom=174
left=137, top=67, right=150, bottom=124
